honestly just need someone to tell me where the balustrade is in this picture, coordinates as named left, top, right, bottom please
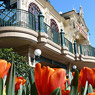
left=80, top=45, right=95, bottom=57
left=0, top=9, right=36, bottom=31
left=44, top=22, right=60, bottom=45
left=65, top=38, right=73, bottom=53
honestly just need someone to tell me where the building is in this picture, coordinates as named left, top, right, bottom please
left=0, top=0, right=95, bottom=72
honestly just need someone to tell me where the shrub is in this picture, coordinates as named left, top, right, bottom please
left=0, top=48, right=31, bottom=78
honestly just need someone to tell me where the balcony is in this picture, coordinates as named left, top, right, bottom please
left=0, top=8, right=95, bottom=66
left=80, top=45, right=95, bottom=57
left=0, top=9, right=36, bottom=31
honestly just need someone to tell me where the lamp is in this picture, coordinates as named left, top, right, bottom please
left=72, top=65, right=77, bottom=70
left=34, top=49, right=42, bottom=56
left=32, top=49, right=42, bottom=67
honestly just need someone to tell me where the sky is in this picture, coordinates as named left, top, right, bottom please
left=49, top=0, right=95, bottom=47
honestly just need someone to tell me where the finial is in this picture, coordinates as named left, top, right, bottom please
left=59, top=11, right=63, bottom=14
left=72, top=5, right=76, bottom=11
left=80, top=5, right=84, bottom=17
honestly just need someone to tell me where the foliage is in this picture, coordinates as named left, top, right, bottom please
left=0, top=48, right=31, bottom=78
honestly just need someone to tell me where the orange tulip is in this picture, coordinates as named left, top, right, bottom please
left=0, top=59, right=11, bottom=79
left=87, top=92, right=95, bottom=95
left=15, top=76, right=26, bottom=91
left=78, top=67, right=94, bottom=92
left=35, top=63, right=66, bottom=95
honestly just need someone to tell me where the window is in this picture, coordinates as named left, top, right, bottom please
left=49, top=19, right=60, bottom=44
left=28, top=3, right=40, bottom=31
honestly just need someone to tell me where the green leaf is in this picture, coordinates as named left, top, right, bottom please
left=70, top=86, right=75, bottom=95
left=29, top=69, right=38, bottom=95
left=18, top=85, right=23, bottom=95
left=81, top=85, right=84, bottom=95
left=26, top=78, right=30, bottom=95
left=70, top=70, right=79, bottom=95
left=3, top=75, right=7, bottom=88
left=88, top=84, right=93, bottom=94
left=83, top=81, right=88, bottom=95
left=22, top=84, right=26, bottom=95
left=65, top=81, right=68, bottom=90
left=73, top=70, right=79, bottom=87
left=6, top=63, right=15, bottom=95
left=0, top=78, right=3, bottom=95
left=69, top=70, right=73, bottom=84
left=50, top=87, right=61, bottom=95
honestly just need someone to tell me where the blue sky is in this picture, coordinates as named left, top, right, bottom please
left=49, top=0, right=95, bottom=47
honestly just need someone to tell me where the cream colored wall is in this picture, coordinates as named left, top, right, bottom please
left=64, top=12, right=89, bottom=44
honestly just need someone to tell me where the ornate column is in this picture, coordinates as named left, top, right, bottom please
left=38, top=11, right=45, bottom=32
left=74, top=40, right=78, bottom=55
left=60, top=29, right=65, bottom=46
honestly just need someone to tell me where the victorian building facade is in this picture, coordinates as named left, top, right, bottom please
left=0, top=0, right=95, bottom=72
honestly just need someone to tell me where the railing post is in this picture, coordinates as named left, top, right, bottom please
left=38, top=11, right=44, bottom=32
left=80, top=44, right=82, bottom=54
left=74, top=40, right=78, bottom=55
left=60, top=29, right=65, bottom=46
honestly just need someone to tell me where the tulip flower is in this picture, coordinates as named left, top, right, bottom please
left=92, top=68, right=95, bottom=88
left=72, top=72, right=75, bottom=77
left=15, top=76, right=26, bottom=91
left=78, top=67, right=94, bottom=92
left=87, top=92, right=95, bottom=95
left=62, top=89, right=70, bottom=95
left=35, top=63, right=66, bottom=95
left=93, top=89, right=95, bottom=92
left=0, top=59, right=11, bottom=79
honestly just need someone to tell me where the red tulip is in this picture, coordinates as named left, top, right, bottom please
left=0, top=59, right=11, bottom=79
left=93, top=89, right=95, bottom=92
left=78, top=67, right=94, bottom=92
left=62, top=89, right=70, bottom=95
left=15, top=76, right=26, bottom=91
left=72, top=72, right=75, bottom=77
left=87, top=92, right=95, bottom=95
left=92, top=68, right=95, bottom=88
left=35, top=63, right=66, bottom=95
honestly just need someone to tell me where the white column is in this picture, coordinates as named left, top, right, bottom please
left=28, top=52, right=32, bottom=66
left=28, top=48, right=35, bottom=67
left=17, top=0, right=22, bottom=9
left=68, top=63, right=73, bottom=84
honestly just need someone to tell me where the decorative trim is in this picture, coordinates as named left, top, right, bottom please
left=28, top=2, right=40, bottom=13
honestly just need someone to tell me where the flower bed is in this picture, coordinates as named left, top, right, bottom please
left=0, top=59, right=95, bottom=95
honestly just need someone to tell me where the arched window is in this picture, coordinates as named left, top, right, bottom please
left=28, top=3, right=40, bottom=31
left=49, top=19, right=60, bottom=44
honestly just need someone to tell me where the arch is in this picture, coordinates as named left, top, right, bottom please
left=50, top=19, right=59, bottom=32
left=28, top=2, right=40, bottom=14
left=28, top=2, right=40, bottom=31
left=49, top=19, right=60, bottom=44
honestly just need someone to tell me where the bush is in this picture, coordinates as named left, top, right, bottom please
left=0, top=48, right=31, bottom=78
